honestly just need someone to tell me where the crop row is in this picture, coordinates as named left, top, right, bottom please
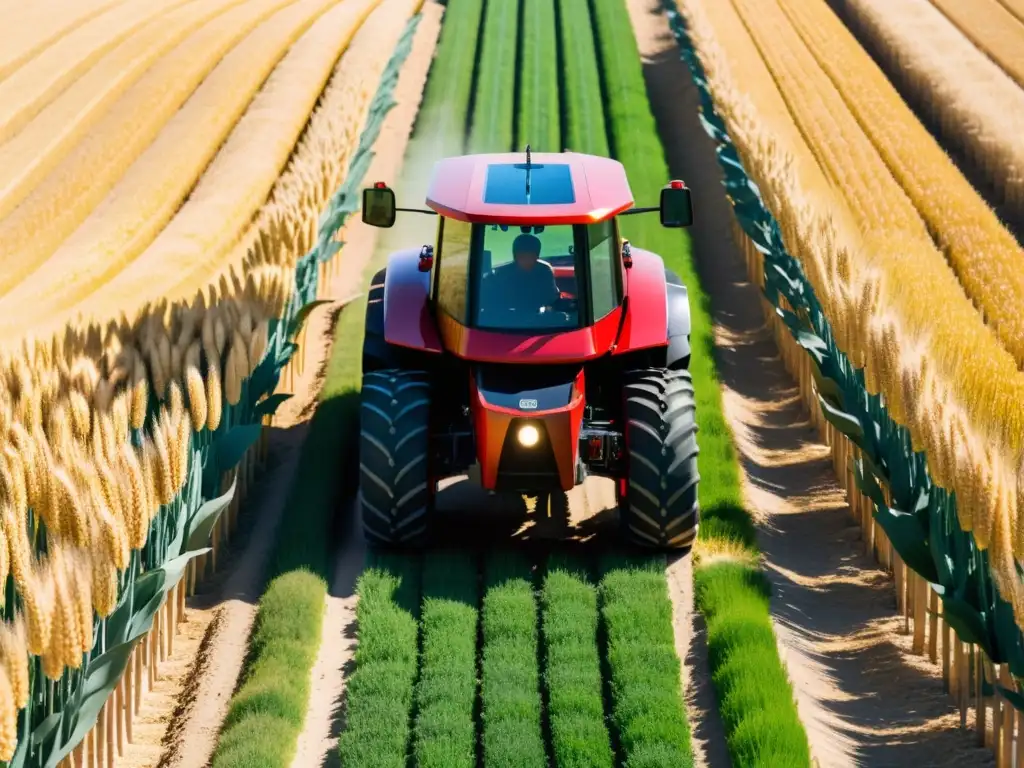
left=586, top=0, right=809, bottom=762
left=342, top=548, right=704, bottom=766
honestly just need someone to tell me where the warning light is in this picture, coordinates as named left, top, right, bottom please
left=374, top=181, right=387, bottom=188
left=669, top=179, right=685, bottom=189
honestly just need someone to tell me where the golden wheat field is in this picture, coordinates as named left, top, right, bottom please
left=0, top=0, right=420, bottom=761
left=676, top=0, right=1024, bottom=621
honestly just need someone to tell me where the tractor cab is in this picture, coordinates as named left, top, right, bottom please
left=361, top=150, right=692, bottom=337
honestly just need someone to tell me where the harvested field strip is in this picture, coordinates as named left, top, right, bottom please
left=49, top=0, right=386, bottom=329
left=540, top=556, right=614, bottom=768
left=927, top=0, right=1024, bottom=89
left=481, top=552, right=547, bottom=767
left=599, top=557, right=693, bottom=766
left=517, top=0, right=561, bottom=151
left=0, top=0, right=192, bottom=143
left=0, top=0, right=128, bottom=81
left=1000, top=0, right=1024, bottom=24
left=0, top=0, right=298, bottom=299
left=0, top=0, right=249, bottom=222
left=777, top=0, right=1024, bottom=368
left=413, top=551, right=480, bottom=768
left=468, top=0, right=520, bottom=152
left=337, top=554, right=422, bottom=768
left=557, top=0, right=609, bottom=156
left=169, top=0, right=420, bottom=306
left=210, top=571, right=328, bottom=768
left=591, top=0, right=809, bottom=761
left=0, top=0, right=344, bottom=332
left=838, top=0, right=1024, bottom=229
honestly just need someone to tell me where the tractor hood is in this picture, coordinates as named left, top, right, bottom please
left=436, top=307, right=622, bottom=364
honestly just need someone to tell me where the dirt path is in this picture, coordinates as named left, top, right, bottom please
left=115, top=423, right=307, bottom=768
left=627, top=0, right=995, bottom=765
left=285, top=5, right=444, bottom=766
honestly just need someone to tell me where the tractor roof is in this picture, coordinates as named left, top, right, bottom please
left=425, top=151, right=634, bottom=225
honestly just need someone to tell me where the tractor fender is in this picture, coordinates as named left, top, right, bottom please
left=665, top=268, right=692, bottom=369
left=382, top=247, right=444, bottom=354
left=612, top=247, right=669, bottom=356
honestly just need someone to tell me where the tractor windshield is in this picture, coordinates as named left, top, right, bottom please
left=474, top=224, right=580, bottom=331
left=433, top=218, right=623, bottom=332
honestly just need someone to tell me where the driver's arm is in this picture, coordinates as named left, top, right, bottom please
left=541, top=263, right=559, bottom=308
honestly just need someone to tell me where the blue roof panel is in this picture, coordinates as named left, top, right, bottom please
left=483, top=163, right=576, bottom=205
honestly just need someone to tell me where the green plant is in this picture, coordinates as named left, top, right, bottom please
left=541, top=555, right=614, bottom=768
left=481, top=551, right=546, bottom=768
left=412, top=551, right=479, bottom=768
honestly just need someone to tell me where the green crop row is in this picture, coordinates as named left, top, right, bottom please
left=337, top=554, right=422, bottom=767
left=413, top=551, right=480, bottom=768
left=468, top=0, right=521, bottom=153
left=518, top=0, right=561, bottom=151
left=541, top=556, right=615, bottom=768
left=588, top=0, right=811, bottom=764
left=557, top=0, right=609, bottom=155
left=600, top=557, right=692, bottom=766
left=481, top=552, right=547, bottom=767
left=412, top=0, right=485, bottom=159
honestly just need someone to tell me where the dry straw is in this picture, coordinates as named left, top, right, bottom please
left=679, top=0, right=1024, bottom=625
left=838, top=0, right=1024, bottom=272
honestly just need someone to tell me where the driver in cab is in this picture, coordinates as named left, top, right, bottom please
left=488, top=233, right=560, bottom=316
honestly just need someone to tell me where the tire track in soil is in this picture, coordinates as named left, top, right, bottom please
left=628, top=0, right=995, bottom=764
left=285, top=5, right=445, bottom=766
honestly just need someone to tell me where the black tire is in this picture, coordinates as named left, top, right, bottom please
left=359, top=369, right=433, bottom=546
left=620, top=368, right=700, bottom=550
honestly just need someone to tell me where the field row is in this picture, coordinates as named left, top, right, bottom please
left=339, top=550, right=689, bottom=767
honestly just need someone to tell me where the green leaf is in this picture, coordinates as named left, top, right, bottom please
left=872, top=504, right=939, bottom=584
left=816, top=393, right=865, bottom=447
left=183, top=478, right=237, bottom=554
left=255, top=392, right=293, bottom=417
left=940, top=596, right=992, bottom=657
left=849, top=456, right=886, bottom=508
left=215, top=423, right=264, bottom=473
left=44, top=641, right=141, bottom=767
left=287, top=299, right=331, bottom=341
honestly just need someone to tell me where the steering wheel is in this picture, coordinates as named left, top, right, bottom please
left=552, top=292, right=577, bottom=314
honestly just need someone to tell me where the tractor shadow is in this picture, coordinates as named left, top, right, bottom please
left=426, top=474, right=626, bottom=558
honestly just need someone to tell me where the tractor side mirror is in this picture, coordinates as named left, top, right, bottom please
left=362, top=182, right=396, bottom=228
left=660, top=181, right=693, bottom=228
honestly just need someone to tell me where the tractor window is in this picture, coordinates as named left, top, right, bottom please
left=437, top=217, right=472, bottom=323
left=473, top=224, right=581, bottom=331
left=587, top=219, right=619, bottom=321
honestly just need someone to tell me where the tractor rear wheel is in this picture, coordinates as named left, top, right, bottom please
left=358, top=369, right=433, bottom=547
left=620, top=367, right=700, bottom=550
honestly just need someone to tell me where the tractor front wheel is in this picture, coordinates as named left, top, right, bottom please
left=620, top=368, right=700, bottom=550
left=358, top=369, right=433, bottom=547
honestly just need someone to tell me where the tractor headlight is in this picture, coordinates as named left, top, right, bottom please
left=517, top=424, right=540, bottom=448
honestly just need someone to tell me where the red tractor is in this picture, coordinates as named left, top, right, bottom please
left=358, top=148, right=698, bottom=550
